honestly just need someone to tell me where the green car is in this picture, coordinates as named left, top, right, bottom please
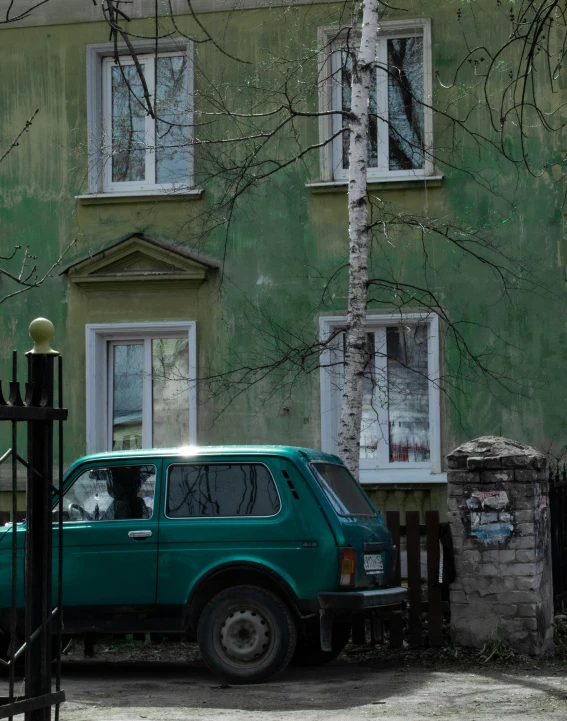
left=0, top=446, right=406, bottom=683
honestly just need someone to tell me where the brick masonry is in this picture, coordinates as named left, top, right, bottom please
left=447, top=436, right=554, bottom=655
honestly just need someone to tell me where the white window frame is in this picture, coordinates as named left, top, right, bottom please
left=86, top=40, right=194, bottom=195
left=86, top=322, right=197, bottom=453
left=318, top=19, right=433, bottom=183
left=319, top=312, right=442, bottom=484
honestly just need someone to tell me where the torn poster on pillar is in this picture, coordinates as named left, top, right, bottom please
left=467, top=490, right=514, bottom=543
left=466, top=490, right=509, bottom=511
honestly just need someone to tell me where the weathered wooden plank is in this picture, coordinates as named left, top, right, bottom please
left=385, top=511, right=404, bottom=647
left=426, top=511, right=443, bottom=647
left=385, top=511, right=401, bottom=586
left=406, top=511, right=423, bottom=646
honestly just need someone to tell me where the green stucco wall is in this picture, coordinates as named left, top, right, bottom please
left=1, top=2, right=566, bottom=518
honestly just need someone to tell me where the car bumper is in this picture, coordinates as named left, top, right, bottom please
left=318, top=586, right=408, bottom=610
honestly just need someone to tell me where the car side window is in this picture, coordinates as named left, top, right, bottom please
left=166, top=463, right=281, bottom=518
left=58, top=465, right=156, bottom=522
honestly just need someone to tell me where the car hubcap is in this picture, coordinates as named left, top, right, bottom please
left=219, top=608, right=272, bottom=664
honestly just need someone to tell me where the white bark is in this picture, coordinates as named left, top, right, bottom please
left=338, top=0, right=378, bottom=479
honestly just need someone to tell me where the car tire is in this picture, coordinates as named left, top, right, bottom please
left=291, top=618, right=351, bottom=666
left=197, top=585, right=297, bottom=684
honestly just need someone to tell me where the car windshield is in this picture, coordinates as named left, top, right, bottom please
left=310, top=462, right=376, bottom=517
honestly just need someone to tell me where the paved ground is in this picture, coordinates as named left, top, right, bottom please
left=15, top=657, right=566, bottom=721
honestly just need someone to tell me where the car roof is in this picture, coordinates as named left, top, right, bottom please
left=65, top=446, right=343, bottom=476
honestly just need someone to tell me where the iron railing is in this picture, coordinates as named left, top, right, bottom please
left=0, top=319, right=67, bottom=721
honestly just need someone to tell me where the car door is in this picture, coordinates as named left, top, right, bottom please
left=53, top=459, right=161, bottom=607
left=156, top=454, right=338, bottom=606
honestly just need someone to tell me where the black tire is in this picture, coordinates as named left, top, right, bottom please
left=197, top=585, right=297, bottom=684
left=291, top=618, right=351, bottom=667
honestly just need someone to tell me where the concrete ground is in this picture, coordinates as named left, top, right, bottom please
left=26, top=657, right=567, bottom=721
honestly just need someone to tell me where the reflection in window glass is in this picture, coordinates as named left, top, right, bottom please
left=167, top=464, right=281, bottom=518
left=388, top=37, right=424, bottom=170
left=358, top=325, right=430, bottom=462
left=341, top=51, right=378, bottom=170
left=360, top=332, right=385, bottom=459
left=152, top=338, right=190, bottom=447
left=58, top=465, right=156, bottom=522
left=111, top=64, right=147, bottom=182
left=155, top=56, right=191, bottom=184
left=387, top=325, right=430, bottom=461
left=112, top=344, right=143, bottom=450
left=311, top=463, right=375, bottom=517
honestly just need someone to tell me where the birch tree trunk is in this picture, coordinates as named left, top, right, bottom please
left=338, top=0, right=378, bottom=479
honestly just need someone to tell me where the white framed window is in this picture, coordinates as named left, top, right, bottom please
left=319, top=313, right=442, bottom=483
left=87, top=41, right=194, bottom=195
left=85, top=322, right=197, bottom=453
left=318, top=20, right=433, bottom=182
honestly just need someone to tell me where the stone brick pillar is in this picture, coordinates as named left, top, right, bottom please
left=447, top=436, right=553, bottom=655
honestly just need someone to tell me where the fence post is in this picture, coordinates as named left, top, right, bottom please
left=25, top=319, right=59, bottom=721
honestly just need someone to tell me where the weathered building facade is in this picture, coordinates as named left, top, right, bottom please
left=1, top=0, right=565, bottom=517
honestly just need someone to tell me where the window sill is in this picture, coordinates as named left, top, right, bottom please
left=307, top=176, right=444, bottom=194
left=359, top=470, right=447, bottom=485
left=75, top=189, right=204, bottom=205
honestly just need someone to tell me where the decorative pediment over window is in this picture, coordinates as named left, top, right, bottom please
left=62, top=233, right=221, bottom=290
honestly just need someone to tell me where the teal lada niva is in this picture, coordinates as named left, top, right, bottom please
left=0, top=446, right=406, bottom=683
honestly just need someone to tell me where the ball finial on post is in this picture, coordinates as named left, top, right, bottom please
left=28, top=318, right=59, bottom=355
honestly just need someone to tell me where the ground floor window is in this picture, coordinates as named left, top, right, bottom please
left=86, top=322, right=196, bottom=453
left=319, top=313, right=441, bottom=483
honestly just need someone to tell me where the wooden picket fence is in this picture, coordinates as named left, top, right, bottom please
left=383, top=509, right=453, bottom=647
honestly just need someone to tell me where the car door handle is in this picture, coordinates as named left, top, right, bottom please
left=128, top=530, right=152, bottom=539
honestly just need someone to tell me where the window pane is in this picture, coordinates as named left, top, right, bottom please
left=311, top=463, right=375, bottom=516
left=387, top=37, right=424, bottom=170
left=166, top=464, right=281, bottom=518
left=111, top=64, right=147, bottom=182
left=152, top=338, right=190, bottom=448
left=155, top=56, right=191, bottom=184
left=112, top=344, right=143, bottom=451
left=387, top=325, right=430, bottom=461
left=57, top=465, right=156, bottom=522
left=341, top=51, right=378, bottom=170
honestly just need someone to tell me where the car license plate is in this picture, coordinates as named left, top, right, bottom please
left=364, top=553, right=384, bottom=574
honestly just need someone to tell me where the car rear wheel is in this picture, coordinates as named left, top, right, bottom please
left=197, top=585, right=296, bottom=684
left=291, top=618, right=351, bottom=666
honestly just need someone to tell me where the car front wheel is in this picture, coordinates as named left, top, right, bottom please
left=197, top=585, right=296, bottom=684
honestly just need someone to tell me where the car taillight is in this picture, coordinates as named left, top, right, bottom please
left=339, top=547, right=356, bottom=587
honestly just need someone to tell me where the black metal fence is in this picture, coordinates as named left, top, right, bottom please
left=0, top=319, right=67, bottom=720
left=550, top=464, right=567, bottom=613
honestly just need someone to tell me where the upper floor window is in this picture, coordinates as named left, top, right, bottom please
left=319, top=312, right=441, bottom=483
left=87, top=42, right=193, bottom=195
left=318, top=20, right=433, bottom=182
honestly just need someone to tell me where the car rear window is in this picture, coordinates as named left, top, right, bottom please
left=166, top=463, right=281, bottom=518
left=311, top=463, right=376, bottom=517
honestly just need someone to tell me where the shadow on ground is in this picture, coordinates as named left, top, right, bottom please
left=57, top=660, right=407, bottom=711
left=46, top=657, right=567, bottom=713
